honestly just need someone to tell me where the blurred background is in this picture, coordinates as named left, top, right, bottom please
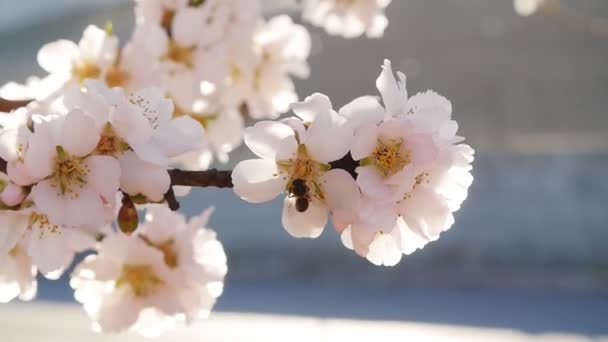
left=0, top=0, right=607, bottom=340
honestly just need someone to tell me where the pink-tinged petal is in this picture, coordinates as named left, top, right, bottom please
left=1, top=183, right=26, bottom=206
left=172, top=7, right=205, bottom=47
left=303, top=110, right=353, bottom=163
left=61, top=109, right=101, bottom=157
left=78, top=25, right=118, bottom=68
left=0, top=212, right=28, bottom=256
left=119, top=152, right=170, bottom=202
left=24, top=124, right=55, bottom=180
left=232, top=159, right=286, bottom=203
left=0, top=128, right=23, bottom=162
left=7, top=162, right=35, bottom=186
left=350, top=222, right=377, bottom=257
left=376, top=59, right=407, bottom=116
left=366, top=227, right=403, bottom=266
left=400, top=187, right=454, bottom=240
left=406, top=90, right=452, bottom=129
left=37, top=40, right=79, bottom=74
left=290, top=93, right=333, bottom=122
left=408, top=133, right=439, bottom=167
left=282, top=197, right=328, bottom=239
left=64, top=186, right=108, bottom=227
left=399, top=218, right=431, bottom=255
left=355, top=166, right=391, bottom=200
left=31, top=180, right=66, bottom=224
left=321, top=169, right=360, bottom=217
left=26, top=229, right=74, bottom=278
left=86, top=155, right=120, bottom=200
left=339, top=95, right=384, bottom=129
left=153, top=116, right=205, bottom=158
left=244, top=121, right=296, bottom=160
left=280, top=117, right=307, bottom=143
left=351, top=123, right=379, bottom=161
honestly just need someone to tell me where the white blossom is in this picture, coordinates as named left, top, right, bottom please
left=302, top=0, right=392, bottom=38
left=71, top=207, right=226, bottom=337
left=232, top=93, right=359, bottom=238
left=37, top=25, right=119, bottom=89
left=24, top=111, right=120, bottom=227
left=514, top=0, right=546, bottom=16
left=336, top=59, right=474, bottom=265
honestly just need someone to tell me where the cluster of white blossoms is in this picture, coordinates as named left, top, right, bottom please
left=0, top=80, right=227, bottom=335
left=302, top=0, right=392, bottom=38
left=233, top=60, right=474, bottom=266
left=0, top=0, right=474, bottom=338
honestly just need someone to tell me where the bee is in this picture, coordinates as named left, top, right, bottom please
left=289, top=178, right=310, bottom=213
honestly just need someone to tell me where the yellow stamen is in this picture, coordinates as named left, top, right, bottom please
left=371, top=138, right=410, bottom=178
left=163, top=41, right=195, bottom=68
left=116, top=265, right=164, bottom=297
left=72, top=62, right=101, bottom=83
left=51, top=146, right=89, bottom=196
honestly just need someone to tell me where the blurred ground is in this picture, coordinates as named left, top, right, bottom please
left=1, top=301, right=607, bottom=342
left=0, top=0, right=607, bottom=340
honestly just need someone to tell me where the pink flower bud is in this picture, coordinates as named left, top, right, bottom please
left=1, top=183, right=26, bottom=206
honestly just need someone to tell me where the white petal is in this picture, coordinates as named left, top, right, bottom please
left=376, top=59, right=407, bottom=116
left=339, top=95, right=384, bottom=129
left=320, top=169, right=360, bottom=217
left=119, top=152, right=170, bottom=202
left=27, top=230, right=74, bottom=277
left=303, top=110, right=353, bottom=163
left=172, top=7, right=205, bottom=47
left=0, top=213, right=28, bottom=256
left=282, top=197, right=327, bottom=239
left=244, top=121, right=297, bottom=160
left=24, top=124, right=55, bottom=180
left=355, top=166, right=392, bottom=200
left=37, top=40, right=79, bottom=74
left=290, top=93, right=333, bottom=122
left=61, top=109, right=100, bottom=157
left=351, top=123, right=379, bottom=161
left=366, top=227, right=403, bottom=267
left=85, top=155, right=121, bottom=200
left=232, top=159, right=286, bottom=203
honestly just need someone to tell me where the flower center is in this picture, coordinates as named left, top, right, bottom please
left=105, top=65, right=130, bottom=88
left=369, top=138, right=410, bottom=178
left=95, top=123, right=129, bottom=156
left=72, top=61, right=101, bottom=83
left=116, top=265, right=164, bottom=298
left=277, top=145, right=330, bottom=199
left=164, top=41, right=195, bottom=68
left=140, top=236, right=179, bottom=269
left=28, top=212, right=60, bottom=236
left=51, top=146, right=89, bottom=196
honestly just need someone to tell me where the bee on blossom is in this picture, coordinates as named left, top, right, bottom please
left=234, top=59, right=474, bottom=266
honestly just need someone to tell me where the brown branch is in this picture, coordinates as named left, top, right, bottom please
left=0, top=98, right=32, bottom=112
left=163, top=187, right=180, bottom=211
left=168, top=168, right=233, bottom=188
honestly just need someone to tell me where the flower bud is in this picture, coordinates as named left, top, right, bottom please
left=118, top=195, right=138, bottom=234
left=1, top=183, right=26, bottom=207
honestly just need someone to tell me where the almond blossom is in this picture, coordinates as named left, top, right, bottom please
left=302, top=0, right=392, bottom=38
left=228, top=15, right=311, bottom=119
left=71, top=206, right=226, bottom=337
left=37, top=25, right=118, bottom=90
left=232, top=93, right=359, bottom=238
left=335, top=60, right=474, bottom=265
left=25, top=111, right=120, bottom=227
left=64, top=80, right=204, bottom=201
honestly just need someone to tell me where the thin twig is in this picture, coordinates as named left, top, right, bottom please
left=0, top=98, right=32, bottom=112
